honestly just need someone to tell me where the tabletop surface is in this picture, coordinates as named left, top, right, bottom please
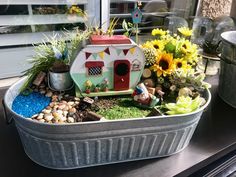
left=0, top=74, right=236, bottom=177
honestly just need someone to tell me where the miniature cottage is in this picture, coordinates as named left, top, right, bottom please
left=70, top=40, right=145, bottom=97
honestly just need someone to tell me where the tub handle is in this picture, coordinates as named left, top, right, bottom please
left=2, top=99, right=13, bottom=124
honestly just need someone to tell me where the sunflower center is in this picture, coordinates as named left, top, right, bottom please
left=177, top=62, right=182, bottom=68
left=159, top=59, right=169, bottom=70
left=153, top=44, right=159, bottom=49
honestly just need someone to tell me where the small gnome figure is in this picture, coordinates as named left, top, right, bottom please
left=132, top=83, right=159, bottom=107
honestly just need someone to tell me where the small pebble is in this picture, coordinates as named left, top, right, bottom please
left=43, top=109, right=51, bottom=114
left=37, top=115, right=43, bottom=120
left=57, top=110, right=63, bottom=115
left=63, top=111, right=68, bottom=117
left=45, top=91, right=53, bottom=97
left=52, top=112, right=60, bottom=118
left=69, top=108, right=76, bottom=114
left=40, top=90, right=46, bottom=95
left=67, top=101, right=74, bottom=106
left=58, top=104, right=66, bottom=110
left=60, top=117, right=67, bottom=122
left=39, top=119, right=45, bottom=123
left=44, top=113, right=53, bottom=121
left=67, top=117, right=75, bottom=123
left=74, top=97, right=80, bottom=101
left=31, top=114, right=38, bottom=119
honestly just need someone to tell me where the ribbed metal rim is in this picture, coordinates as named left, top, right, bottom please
left=4, top=77, right=211, bottom=126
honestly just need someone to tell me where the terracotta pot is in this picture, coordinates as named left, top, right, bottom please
left=94, top=88, right=100, bottom=92
left=85, top=89, right=91, bottom=94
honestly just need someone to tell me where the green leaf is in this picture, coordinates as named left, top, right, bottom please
left=128, top=22, right=134, bottom=28
left=122, top=19, right=129, bottom=31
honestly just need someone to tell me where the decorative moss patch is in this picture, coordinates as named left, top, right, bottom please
left=96, top=97, right=151, bottom=120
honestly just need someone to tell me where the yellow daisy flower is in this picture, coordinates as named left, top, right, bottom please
left=178, top=27, right=193, bottom=37
left=173, top=58, right=191, bottom=71
left=141, top=41, right=154, bottom=49
left=152, top=28, right=166, bottom=36
left=180, top=40, right=193, bottom=54
left=151, top=40, right=165, bottom=51
left=150, top=52, right=175, bottom=77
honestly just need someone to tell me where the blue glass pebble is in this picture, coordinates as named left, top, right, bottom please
left=12, top=92, right=51, bottom=118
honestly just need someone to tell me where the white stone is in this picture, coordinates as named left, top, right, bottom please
left=44, top=113, right=53, bottom=121
left=67, top=101, right=74, bottom=106
left=67, top=117, right=75, bottom=123
left=31, top=114, right=38, bottom=119
left=43, top=109, right=51, bottom=114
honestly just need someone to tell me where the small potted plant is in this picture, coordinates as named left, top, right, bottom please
left=102, top=78, right=109, bottom=92
left=84, top=80, right=93, bottom=94
left=94, top=84, right=100, bottom=92
left=90, top=18, right=131, bottom=45
left=20, top=28, right=91, bottom=92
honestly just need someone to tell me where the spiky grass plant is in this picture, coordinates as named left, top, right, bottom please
left=21, top=28, right=92, bottom=92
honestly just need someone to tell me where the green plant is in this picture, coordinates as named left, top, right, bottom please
left=202, top=40, right=219, bottom=55
left=92, top=18, right=119, bottom=36
left=21, top=34, right=68, bottom=91
left=122, top=19, right=136, bottom=37
left=164, top=96, right=204, bottom=115
left=202, top=33, right=220, bottom=55
left=168, top=69, right=211, bottom=92
left=106, top=17, right=119, bottom=37
left=21, top=28, right=92, bottom=92
left=122, top=19, right=140, bottom=43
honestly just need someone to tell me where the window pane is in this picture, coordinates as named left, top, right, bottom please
left=0, top=0, right=100, bottom=79
left=108, top=0, right=198, bottom=43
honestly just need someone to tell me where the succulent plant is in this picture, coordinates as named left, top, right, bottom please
left=164, top=96, right=205, bottom=115
left=169, top=69, right=211, bottom=92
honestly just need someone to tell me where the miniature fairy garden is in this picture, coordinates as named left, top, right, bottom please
left=11, top=5, right=211, bottom=124
left=11, top=25, right=210, bottom=124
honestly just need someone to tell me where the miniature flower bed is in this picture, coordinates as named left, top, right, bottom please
left=10, top=27, right=210, bottom=123
left=3, top=26, right=211, bottom=169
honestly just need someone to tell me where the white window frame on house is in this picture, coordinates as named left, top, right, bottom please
left=0, top=0, right=200, bottom=79
left=0, top=0, right=100, bottom=79
left=85, top=61, right=104, bottom=77
left=101, top=0, right=199, bottom=32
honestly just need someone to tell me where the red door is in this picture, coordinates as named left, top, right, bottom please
left=114, top=60, right=130, bottom=91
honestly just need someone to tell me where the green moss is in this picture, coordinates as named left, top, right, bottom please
left=97, top=98, right=151, bottom=120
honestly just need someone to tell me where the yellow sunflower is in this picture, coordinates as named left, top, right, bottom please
left=141, top=41, right=154, bottom=49
left=150, top=52, right=174, bottom=77
left=152, top=28, right=167, bottom=36
left=173, top=58, right=190, bottom=70
left=178, top=27, right=193, bottom=37
left=180, top=40, right=193, bottom=54
left=151, top=40, right=165, bottom=51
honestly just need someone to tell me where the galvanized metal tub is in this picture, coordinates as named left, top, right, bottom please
left=3, top=78, right=211, bottom=170
left=218, top=31, right=236, bottom=108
